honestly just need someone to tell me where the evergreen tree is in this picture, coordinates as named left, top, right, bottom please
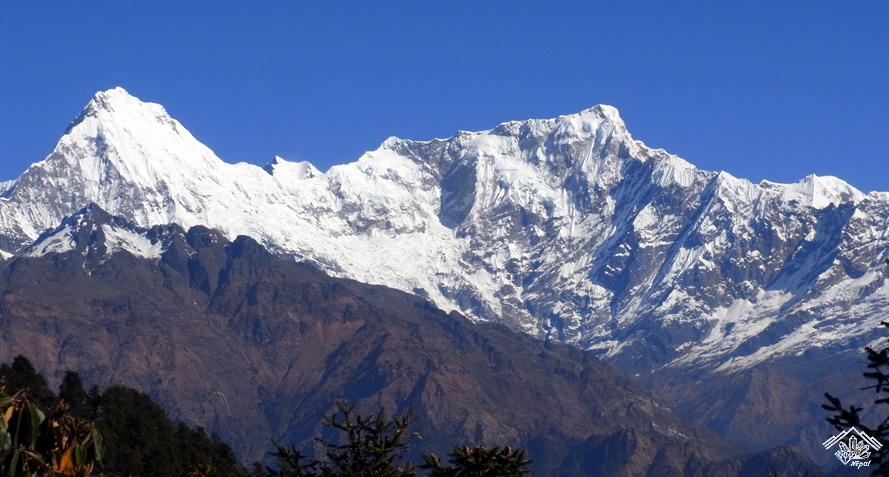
left=0, top=355, right=247, bottom=477
left=84, top=385, right=103, bottom=421
left=175, top=422, right=244, bottom=477
left=261, top=443, right=317, bottom=477
left=97, top=384, right=179, bottom=476
left=315, top=402, right=419, bottom=477
left=420, top=445, right=532, bottom=477
left=261, top=402, right=420, bottom=477
left=59, top=370, right=88, bottom=419
left=0, top=355, right=58, bottom=408
left=95, top=385, right=244, bottom=476
left=260, top=403, right=534, bottom=477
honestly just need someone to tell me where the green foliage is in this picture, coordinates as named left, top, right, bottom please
left=83, top=387, right=102, bottom=422
left=260, top=402, right=420, bottom=477
left=0, top=356, right=58, bottom=410
left=59, top=372, right=88, bottom=420
left=420, top=445, right=532, bottom=477
left=261, top=443, right=317, bottom=476
left=260, top=403, right=533, bottom=477
left=314, top=402, right=419, bottom=477
left=0, top=357, right=536, bottom=477
left=93, top=385, right=245, bottom=477
left=96, top=384, right=179, bottom=476
left=0, top=389, right=105, bottom=477
left=0, top=356, right=246, bottom=477
left=174, top=422, right=243, bottom=477
left=318, top=402, right=419, bottom=477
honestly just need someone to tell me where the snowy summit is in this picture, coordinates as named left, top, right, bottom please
left=0, top=88, right=885, bottom=379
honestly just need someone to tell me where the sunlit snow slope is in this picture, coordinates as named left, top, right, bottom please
left=2, top=88, right=888, bottom=375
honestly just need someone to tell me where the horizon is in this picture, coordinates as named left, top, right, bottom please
left=1, top=2, right=887, bottom=192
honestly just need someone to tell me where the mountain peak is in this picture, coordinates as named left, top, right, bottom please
left=563, top=104, right=625, bottom=131
left=263, top=156, right=321, bottom=182
left=90, top=86, right=134, bottom=109
left=0, top=88, right=255, bottom=248
left=58, top=87, right=215, bottom=177
left=585, top=104, right=622, bottom=120
left=67, top=87, right=168, bottom=132
left=758, top=174, right=865, bottom=209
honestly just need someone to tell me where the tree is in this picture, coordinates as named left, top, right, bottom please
left=261, top=402, right=420, bottom=477
left=260, top=403, right=534, bottom=477
left=175, top=423, right=244, bottom=477
left=0, top=355, right=58, bottom=409
left=420, top=445, right=532, bottom=477
left=59, top=371, right=88, bottom=419
left=95, top=385, right=244, bottom=477
left=315, top=402, right=419, bottom=477
left=0, top=355, right=247, bottom=476
left=261, top=443, right=317, bottom=477
left=97, top=384, right=179, bottom=476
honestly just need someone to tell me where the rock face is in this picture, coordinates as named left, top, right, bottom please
left=1, top=88, right=887, bottom=463
left=0, top=204, right=807, bottom=476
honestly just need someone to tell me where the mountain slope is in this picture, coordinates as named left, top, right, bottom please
left=2, top=89, right=887, bottom=461
left=3, top=88, right=885, bottom=373
left=0, top=204, right=810, bottom=476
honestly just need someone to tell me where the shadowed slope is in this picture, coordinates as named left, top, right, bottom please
left=0, top=205, right=826, bottom=476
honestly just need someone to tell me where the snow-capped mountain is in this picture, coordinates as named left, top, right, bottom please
left=6, top=203, right=835, bottom=475
left=2, top=88, right=888, bottom=379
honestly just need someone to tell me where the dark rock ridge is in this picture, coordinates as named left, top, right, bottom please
left=0, top=205, right=827, bottom=476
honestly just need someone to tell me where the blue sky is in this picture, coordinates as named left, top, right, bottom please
left=1, top=2, right=887, bottom=192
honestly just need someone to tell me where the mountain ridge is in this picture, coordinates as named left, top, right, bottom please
left=2, top=203, right=825, bottom=476
left=0, top=88, right=885, bottom=368
left=3, top=87, right=884, bottom=372
left=2, top=88, right=887, bottom=464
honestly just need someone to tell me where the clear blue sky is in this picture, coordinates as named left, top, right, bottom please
left=1, top=2, right=887, bottom=192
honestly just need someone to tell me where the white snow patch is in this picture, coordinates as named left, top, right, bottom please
left=24, top=225, right=76, bottom=257
left=266, top=156, right=321, bottom=185
left=671, top=289, right=791, bottom=368
left=761, top=174, right=865, bottom=209
left=102, top=225, right=162, bottom=259
left=652, top=155, right=699, bottom=188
